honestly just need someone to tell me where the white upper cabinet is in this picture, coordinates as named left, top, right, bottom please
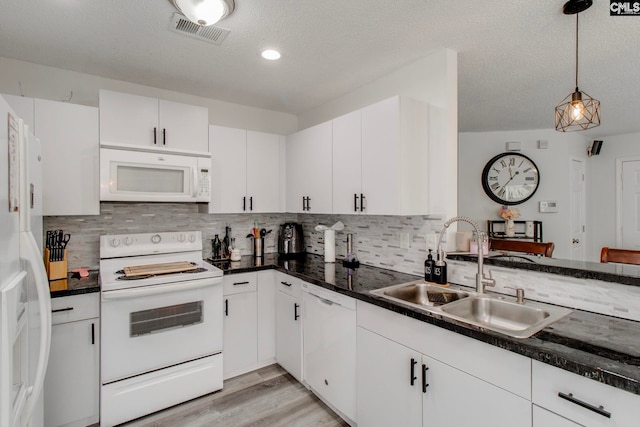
left=360, top=96, right=431, bottom=215
left=35, top=98, right=100, bottom=216
left=99, top=89, right=208, bottom=153
left=208, top=125, right=283, bottom=213
left=332, top=110, right=363, bottom=214
left=286, top=121, right=332, bottom=214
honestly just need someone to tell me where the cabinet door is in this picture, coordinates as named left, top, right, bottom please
left=533, top=406, right=581, bottom=427
left=257, top=271, right=276, bottom=363
left=223, top=292, right=258, bottom=379
left=422, top=354, right=531, bottom=427
left=158, top=99, right=208, bottom=153
left=246, top=130, right=281, bottom=213
left=332, top=110, right=363, bottom=214
left=275, top=291, right=302, bottom=381
left=357, top=327, right=422, bottom=427
left=44, top=318, right=100, bottom=427
left=99, top=89, right=158, bottom=147
left=35, top=99, right=99, bottom=215
left=286, top=121, right=332, bottom=213
left=208, top=125, right=247, bottom=213
left=361, top=96, right=400, bottom=215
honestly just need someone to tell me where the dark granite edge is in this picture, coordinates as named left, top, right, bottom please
left=51, top=286, right=100, bottom=298
left=213, top=256, right=640, bottom=396
left=447, top=253, right=640, bottom=287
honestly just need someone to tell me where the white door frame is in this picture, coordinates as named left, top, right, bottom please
left=616, top=156, right=640, bottom=246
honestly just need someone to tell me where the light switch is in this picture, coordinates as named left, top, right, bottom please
left=539, top=201, right=558, bottom=213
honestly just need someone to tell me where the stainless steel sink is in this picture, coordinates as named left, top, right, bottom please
left=439, top=295, right=572, bottom=338
left=370, top=281, right=470, bottom=308
left=370, top=281, right=572, bottom=338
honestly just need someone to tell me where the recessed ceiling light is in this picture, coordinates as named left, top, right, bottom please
left=261, top=49, right=281, bottom=61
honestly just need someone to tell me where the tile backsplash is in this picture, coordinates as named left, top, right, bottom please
left=44, top=203, right=443, bottom=275
left=44, top=203, right=640, bottom=321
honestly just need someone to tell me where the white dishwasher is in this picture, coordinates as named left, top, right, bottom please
left=302, top=282, right=356, bottom=425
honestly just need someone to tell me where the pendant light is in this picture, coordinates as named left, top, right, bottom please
left=171, top=0, right=235, bottom=27
left=555, top=0, right=600, bottom=132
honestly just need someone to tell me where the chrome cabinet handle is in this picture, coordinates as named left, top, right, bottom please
left=558, top=392, right=611, bottom=418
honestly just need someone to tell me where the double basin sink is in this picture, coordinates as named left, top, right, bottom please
left=370, top=281, right=572, bottom=339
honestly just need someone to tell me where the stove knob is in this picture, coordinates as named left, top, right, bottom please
left=124, top=237, right=133, bottom=246
left=151, top=234, right=161, bottom=244
left=188, top=234, right=196, bottom=243
left=177, top=234, right=186, bottom=242
left=110, top=238, right=121, bottom=248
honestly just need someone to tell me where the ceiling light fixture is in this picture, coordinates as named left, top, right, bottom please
left=555, top=0, right=600, bottom=132
left=261, top=49, right=281, bottom=60
left=171, top=0, right=235, bottom=27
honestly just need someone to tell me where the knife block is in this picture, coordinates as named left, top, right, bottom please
left=44, top=248, right=67, bottom=281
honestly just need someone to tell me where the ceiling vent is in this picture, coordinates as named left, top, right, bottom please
left=169, top=13, right=230, bottom=45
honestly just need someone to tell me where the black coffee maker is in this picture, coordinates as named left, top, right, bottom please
left=277, top=222, right=304, bottom=256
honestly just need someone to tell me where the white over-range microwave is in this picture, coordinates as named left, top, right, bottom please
left=100, top=147, right=211, bottom=202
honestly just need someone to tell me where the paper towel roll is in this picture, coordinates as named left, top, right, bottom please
left=324, top=229, right=336, bottom=262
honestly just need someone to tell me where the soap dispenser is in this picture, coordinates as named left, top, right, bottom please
left=424, top=249, right=435, bottom=283
left=432, top=248, right=448, bottom=285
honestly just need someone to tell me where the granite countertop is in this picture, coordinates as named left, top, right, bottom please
left=50, top=271, right=100, bottom=298
left=447, top=252, right=640, bottom=287
left=208, top=253, right=640, bottom=396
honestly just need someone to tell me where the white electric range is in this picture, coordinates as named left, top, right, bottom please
left=99, top=231, right=223, bottom=427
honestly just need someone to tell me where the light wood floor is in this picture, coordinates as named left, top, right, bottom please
left=121, top=364, right=349, bottom=427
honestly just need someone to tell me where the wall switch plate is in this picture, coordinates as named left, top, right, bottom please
left=400, top=232, right=411, bottom=249
left=538, top=139, right=549, bottom=149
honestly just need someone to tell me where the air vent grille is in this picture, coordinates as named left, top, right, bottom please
left=169, top=13, right=230, bottom=45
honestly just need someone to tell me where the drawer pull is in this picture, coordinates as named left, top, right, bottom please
left=422, top=364, right=429, bottom=393
left=233, top=281, right=250, bottom=286
left=52, top=307, right=74, bottom=313
left=558, top=392, right=611, bottom=418
left=280, top=281, right=292, bottom=287
left=410, top=358, right=417, bottom=386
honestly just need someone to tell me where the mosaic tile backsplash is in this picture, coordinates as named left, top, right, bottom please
left=45, top=203, right=640, bottom=321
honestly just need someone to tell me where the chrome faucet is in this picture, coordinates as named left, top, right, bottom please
left=437, top=216, right=496, bottom=293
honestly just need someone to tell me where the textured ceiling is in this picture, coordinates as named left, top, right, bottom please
left=0, top=0, right=636, bottom=137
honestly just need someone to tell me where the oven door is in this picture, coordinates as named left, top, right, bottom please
left=100, top=278, right=222, bottom=384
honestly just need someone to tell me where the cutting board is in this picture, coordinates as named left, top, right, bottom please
left=123, top=261, right=197, bottom=277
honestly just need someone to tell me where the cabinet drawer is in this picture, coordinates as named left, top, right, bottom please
left=223, top=272, right=257, bottom=295
left=51, top=292, right=99, bottom=325
left=532, top=360, right=638, bottom=426
left=276, top=273, right=302, bottom=299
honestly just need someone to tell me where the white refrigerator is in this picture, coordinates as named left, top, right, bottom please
left=0, top=94, right=51, bottom=427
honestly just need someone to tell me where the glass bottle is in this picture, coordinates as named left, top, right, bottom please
left=212, top=234, right=222, bottom=259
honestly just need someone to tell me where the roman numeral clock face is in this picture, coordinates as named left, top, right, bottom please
left=481, top=153, right=540, bottom=205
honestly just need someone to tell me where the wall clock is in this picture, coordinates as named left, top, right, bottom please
left=481, top=152, right=539, bottom=205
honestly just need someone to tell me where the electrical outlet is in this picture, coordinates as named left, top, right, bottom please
left=400, top=232, right=410, bottom=249
left=426, top=232, right=439, bottom=251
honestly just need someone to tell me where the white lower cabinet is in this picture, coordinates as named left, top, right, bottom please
left=223, top=273, right=258, bottom=379
left=44, top=293, right=100, bottom=427
left=532, top=360, right=638, bottom=427
left=302, top=284, right=356, bottom=423
left=275, top=274, right=303, bottom=381
left=357, top=300, right=532, bottom=427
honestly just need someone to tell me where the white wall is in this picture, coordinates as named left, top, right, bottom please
left=459, top=129, right=587, bottom=260
left=0, top=56, right=298, bottom=135
left=586, top=132, right=640, bottom=261
left=298, top=48, right=459, bottom=221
